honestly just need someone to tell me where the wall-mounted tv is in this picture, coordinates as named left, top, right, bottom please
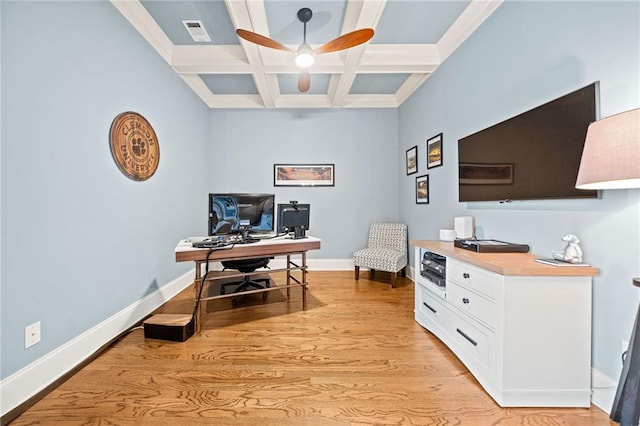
left=457, top=83, right=599, bottom=202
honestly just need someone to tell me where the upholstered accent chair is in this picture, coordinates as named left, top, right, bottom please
left=353, top=223, right=408, bottom=288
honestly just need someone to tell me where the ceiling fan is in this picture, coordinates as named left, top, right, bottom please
left=236, top=7, right=374, bottom=93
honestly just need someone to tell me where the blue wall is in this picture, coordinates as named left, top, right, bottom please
left=1, top=2, right=211, bottom=378
left=1, top=0, right=639, bottom=415
left=399, top=0, right=640, bottom=380
left=209, top=108, right=400, bottom=258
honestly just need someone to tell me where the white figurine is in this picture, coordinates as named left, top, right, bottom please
left=551, top=234, right=583, bottom=264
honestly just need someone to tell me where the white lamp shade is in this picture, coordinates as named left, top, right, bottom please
left=575, top=108, right=640, bottom=190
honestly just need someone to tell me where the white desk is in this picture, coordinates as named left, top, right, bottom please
left=175, top=236, right=321, bottom=330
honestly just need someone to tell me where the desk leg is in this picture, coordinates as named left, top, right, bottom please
left=194, top=261, right=203, bottom=333
left=302, top=252, right=307, bottom=311
left=611, top=278, right=640, bottom=425
left=193, top=261, right=202, bottom=290
left=286, top=255, right=291, bottom=300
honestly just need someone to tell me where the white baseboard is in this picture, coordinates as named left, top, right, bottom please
left=591, top=367, right=617, bottom=415
left=3, top=263, right=614, bottom=419
left=209, top=258, right=414, bottom=273
left=274, top=259, right=417, bottom=273
left=0, top=270, right=194, bottom=417
left=0, top=260, right=353, bottom=416
left=271, top=257, right=355, bottom=271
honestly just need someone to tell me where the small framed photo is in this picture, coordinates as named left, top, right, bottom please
left=274, top=164, right=335, bottom=187
left=416, top=174, right=429, bottom=204
left=427, top=133, right=443, bottom=169
left=406, top=145, right=418, bottom=175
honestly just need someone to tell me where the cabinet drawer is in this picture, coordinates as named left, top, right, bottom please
left=415, top=284, right=454, bottom=343
left=417, top=285, right=446, bottom=321
left=447, top=281, right=497, bottom=329
left=447, top=259, right=501, bottom=299
left=447, top=312, right=492, bottom=374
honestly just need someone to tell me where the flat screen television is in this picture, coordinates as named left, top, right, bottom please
left=208, top=193, right=274, bottom=236
left=457, top=83, right=599, bottom=202
left=277, top=202, right=310, bottom=238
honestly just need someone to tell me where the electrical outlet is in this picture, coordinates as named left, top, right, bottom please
left=25, top=321, right=41, bottom=349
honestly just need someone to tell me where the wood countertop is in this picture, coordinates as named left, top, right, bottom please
left=411, top=240, right=599, bottom=277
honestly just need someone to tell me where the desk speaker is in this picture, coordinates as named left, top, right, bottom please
left=143, top=314, right=195, bottom=342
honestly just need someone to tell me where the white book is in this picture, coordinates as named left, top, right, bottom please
left=534, top=258, right=590, bottom=267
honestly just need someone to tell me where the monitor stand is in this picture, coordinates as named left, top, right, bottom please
left=292, top=226, right=307, bottom=240
left=234, top=226, right=259, bottom=244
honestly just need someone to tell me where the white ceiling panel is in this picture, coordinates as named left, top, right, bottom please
left=111, top=0, right=503, bottom=109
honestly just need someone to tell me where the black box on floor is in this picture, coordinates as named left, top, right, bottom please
left=143, top=314, right=195, bottom=342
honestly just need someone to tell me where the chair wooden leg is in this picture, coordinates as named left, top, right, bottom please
left=391, top=272, right=397, bottom=288
left=400, top=267, right=406, bottom=277
left=369, top=269, right=375, bottom=280
left=354, top=266, right=360, bottom=280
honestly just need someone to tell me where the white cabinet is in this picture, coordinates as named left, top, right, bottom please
left=413, top=241, right=597, bottom=407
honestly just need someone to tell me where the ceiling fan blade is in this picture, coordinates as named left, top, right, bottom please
left=313, top=28, right=374, bottom=55
left=298, top=70, right=310, bottom=93
left=236, top=29, right=292, bottom=52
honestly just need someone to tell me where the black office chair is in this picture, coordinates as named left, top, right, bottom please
left=220, top=257, right=271, bottom=299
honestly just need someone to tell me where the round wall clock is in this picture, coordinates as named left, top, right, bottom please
left=109, top=111, right=159, bottom=181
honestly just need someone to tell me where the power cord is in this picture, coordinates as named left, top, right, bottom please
left=191, top=248, right=220, bottom=319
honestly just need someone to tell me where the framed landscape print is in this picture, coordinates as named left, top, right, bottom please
left=416, top=174, right=429, bottom=204
left=274, top=164, right=335, bottom=187
left=406, top=145, right=418, bottom=175
left=427, top=133, right=443, bottom=169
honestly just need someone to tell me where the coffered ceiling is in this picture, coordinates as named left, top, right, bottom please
left=111, top=0, right=502, bottom=109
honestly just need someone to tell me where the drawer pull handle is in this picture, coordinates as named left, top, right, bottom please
left=462, top=298, right=470, bottom=304
left=423, top=302, right=437, bottom=314
left=456, top=328, right=478, bottom=346
left=463, top=273, right=470, bottom=279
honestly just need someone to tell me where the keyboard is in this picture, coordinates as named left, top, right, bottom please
left=192, top=239, right=232, bottom=249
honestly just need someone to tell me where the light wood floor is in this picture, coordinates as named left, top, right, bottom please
left=13, top=271, right=614, bottom=425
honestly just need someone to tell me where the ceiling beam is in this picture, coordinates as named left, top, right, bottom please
left=395, top=74, right=431, bottom=106
left=180, top=74, right=218, bottom=107
left=171, top=44, right=440, bottom=75
left=171, top=45, right=250, bottom=74
left=343, top=94, right=399, bottom=108
left=208, top=94, right=267, bottom=109
left=438, top=0, right=504, bottom=62
left=110, top=0, right=174, bottom=63
left=331, top=0, right=387, bottom=106
left=224, top=0, right=275, bottom=107
left=374, top=0, right=504, bottom=105
left=111, top=0, right=504, bottom=110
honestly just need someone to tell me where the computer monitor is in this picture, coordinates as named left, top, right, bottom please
left=208, top=193, right=274, bottom=236
left=277, top=202, right=310, bottom=239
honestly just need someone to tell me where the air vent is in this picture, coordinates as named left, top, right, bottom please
left=182, top=20, right=211, bottom=42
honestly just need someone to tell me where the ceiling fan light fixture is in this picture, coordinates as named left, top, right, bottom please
left=295, top=44, right=314, bottom=68
left=235, top=7, right=374, bottom=92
